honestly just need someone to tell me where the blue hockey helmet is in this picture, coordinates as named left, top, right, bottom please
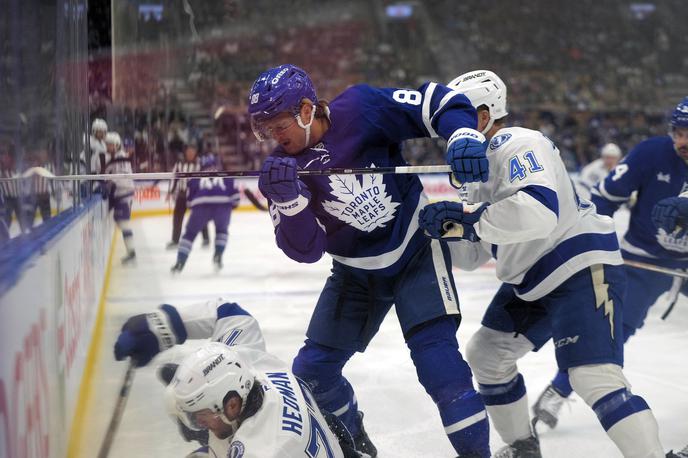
left=670, top=96, right=688, bottom=129
left=247, top=64, right=317, bottom=141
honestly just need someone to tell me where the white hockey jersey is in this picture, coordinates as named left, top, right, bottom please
left=89, top=135, right=108, bottom=174
left=575, top=158, right=608, bottom=200
left=104, top=150, right=135, bottom=199
left=218, top=369, right=344, bottom=458
left=162, top=300, right=343, bottom=458
left=450, top=127, right=623, bottom=300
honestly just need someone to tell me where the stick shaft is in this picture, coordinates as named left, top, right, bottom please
left=0, top=164, right=453, bottom=182
left=97, top=360, right=136, bottom=458
left=623, top=259, right=688, bottom=279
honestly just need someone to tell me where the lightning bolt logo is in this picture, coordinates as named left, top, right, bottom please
left=591, top=265, right=615, bottom=339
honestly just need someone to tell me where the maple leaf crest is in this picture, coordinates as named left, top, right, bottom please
left=322, top=165, right=400, bottom=232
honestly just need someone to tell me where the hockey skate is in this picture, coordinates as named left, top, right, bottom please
left=121, top=250, right=136, bottom=265
left=352, top=411, right=377, bottom=458
left=166, top=241, right=178, bottom=250
left=531, top=384, right=567, bottom=430
left=213, top=253, right=223, bottom=271
left=171, top=260, right=185, bottom=273
left=494, top=435, right=542, bottom=458
left=202, top=238, right=210, bottom=248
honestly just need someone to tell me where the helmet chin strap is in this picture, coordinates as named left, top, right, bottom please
left=481, top=115, right=495, bottom=135
left=297, top=104, right=317, bottom=147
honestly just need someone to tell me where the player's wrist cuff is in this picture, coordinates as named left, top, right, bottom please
left=146, top=309, right=180, bottom=351
left=448, top=128, right=486, bottom=147
left=273, top=194, right=309, bottom=216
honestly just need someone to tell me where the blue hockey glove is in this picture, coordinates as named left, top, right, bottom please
left=419, top=201, right=489, bottom=242
left=258, top=156, right=308, bottom=203
left=652, top=196, right=688, bottom=237
left=446, top=128, right=489, bottom=184
left=114, top=307, right=183, bottom=367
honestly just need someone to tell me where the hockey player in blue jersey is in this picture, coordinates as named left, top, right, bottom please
left=531, top=96, right=688, bottom=434
left=171, top=154, right=239, bottom=273
left=420, top=70, right=667, bottom=457
left=248, top=64, right=491, bottom=457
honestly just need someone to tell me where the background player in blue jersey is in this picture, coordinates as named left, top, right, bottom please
left=171, top=154, right=239, bottom=273
left=532, top=96, right=688, bottom=432
left=248, top=64, right=491, bottom=457
left=420, top=70, right=667, bottom=457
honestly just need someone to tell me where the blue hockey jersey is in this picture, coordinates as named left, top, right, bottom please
left=592, top=135, right=688, bottom=268
left=267, top=83, right=477, bottom=275
left=187, top=176, right=240, bottom=207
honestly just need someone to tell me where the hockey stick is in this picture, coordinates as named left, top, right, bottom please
left=243, top=188, right=268, bottom=211
left=623, top=259, right=688, bottom=279
left=97, top=359, right=136, bottom=458
left=0, top=164, right=453, bottom=182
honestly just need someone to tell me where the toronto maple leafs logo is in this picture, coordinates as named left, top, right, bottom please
left=322, top=165, right=400, bottom=232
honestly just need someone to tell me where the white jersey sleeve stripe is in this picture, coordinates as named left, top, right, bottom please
left=597, top=179, right=629, bottom=203
left=422, top=82, right=439, bottom=138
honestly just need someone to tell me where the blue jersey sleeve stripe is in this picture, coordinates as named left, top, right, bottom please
left=422, top=83, right=439, bottom=137
left=597, top=180, right=629, bottom=202
left=217, top=302, right=252, bottom=319
left=521, top=185, right=559, bottom=217
left=515, top=232, right=620, bottom=295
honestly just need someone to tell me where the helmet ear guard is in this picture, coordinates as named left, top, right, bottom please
left=448, top=70, right=508, bottom=134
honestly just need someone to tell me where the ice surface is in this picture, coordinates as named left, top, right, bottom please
left=78, top=211, right=688, bottom=458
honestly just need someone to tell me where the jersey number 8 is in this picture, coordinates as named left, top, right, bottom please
left=392, top=90, right=422, bottom=106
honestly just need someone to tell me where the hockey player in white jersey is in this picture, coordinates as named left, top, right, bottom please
left=104, top=132, right=136, bottom=264
left=89, top=118, right=108, bottom=174
left=168, top=342, right=352, bottom=458
left=419, top=70, right=666, bottom=457
left=114, top=299, right=362, bottom=457
left=575, top=142, right=622, bottom=200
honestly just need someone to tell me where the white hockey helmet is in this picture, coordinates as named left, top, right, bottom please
left=447, top=70, right=508, bottom=134
left=105, top=132, right=122, bottom=151
left=91, top=118, right=108, bottom=134
left=168, top=342, right=254, bottom=431
left=600, top=142, right=622, bottom=158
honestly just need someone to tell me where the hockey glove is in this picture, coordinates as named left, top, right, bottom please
left=258, top=156, right=308, bottom=202
left=652, top=196, right=688, bottom=237
left=446, top=128, right=489, bottom=184
left=419, top=201, right=489, bottom=242
left=114, top=306, right=185, bottom=367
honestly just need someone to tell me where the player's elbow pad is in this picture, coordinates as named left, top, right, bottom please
left=277, top=230, right=326, bottom=264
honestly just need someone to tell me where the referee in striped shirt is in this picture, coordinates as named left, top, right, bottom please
left=166, top=143, right=209, bottom=249
left=0, top=146, right=27, bottom=235
left=23, top=148, right=54, bottom=229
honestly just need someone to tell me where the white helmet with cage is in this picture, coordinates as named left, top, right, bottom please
left=168, top=342, right=255, bottom=432
left=91, top=118, right=108, bottom=135
left=105, top=132, right=122, bottom=151
left=447, top=70, right=508, bottom=134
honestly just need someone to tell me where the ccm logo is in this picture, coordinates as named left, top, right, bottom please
left=554, top=335, right=580, bottom=348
